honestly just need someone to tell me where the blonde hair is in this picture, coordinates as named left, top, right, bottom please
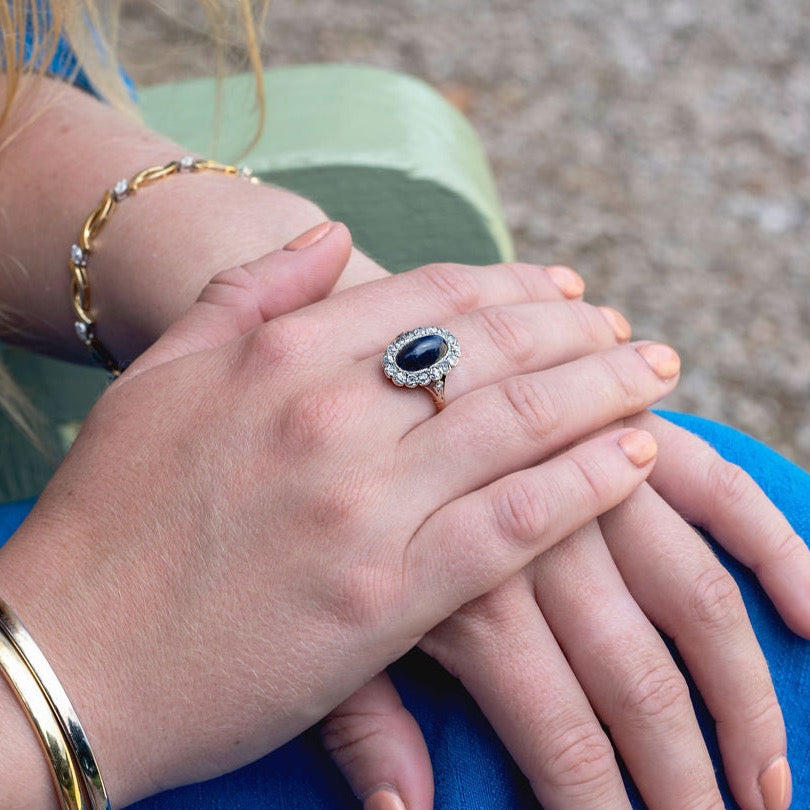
left=0, top=0, right=268, bottom=450
left=1, top=1, right=268, bottom=128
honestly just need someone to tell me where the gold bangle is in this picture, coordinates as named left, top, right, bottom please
left=0, top=599, right=108, bottom=809
left=69, top=155, right=258, bottom=377
left=0, top=623, right=86, bottom=809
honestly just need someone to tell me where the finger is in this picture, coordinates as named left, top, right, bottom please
left=317, top=260, right=587, bottom=356
left=421, top=574, right=633, bottom=810
left=600, top=484, right=790, bottom=810
left=535, top=521, right=725, bottom=809
left=124, top=221, right=352, bottom=379
left=545, top=265, right=587, bottom=300
left=436, top=300, right=628, bottom=394
left=371, top=300, right=626, bottom=424
left=404, top=428, right=657, bottom=622
left=358, top=299, right=633, bottom=431
left=321, top=672, right=432, bottom=810
left=629, top=411, right=810, bottom=639
left=399, top=341, right=679, bottom=499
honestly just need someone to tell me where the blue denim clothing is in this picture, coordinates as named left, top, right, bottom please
left=1, top=413, right=808, bottom=808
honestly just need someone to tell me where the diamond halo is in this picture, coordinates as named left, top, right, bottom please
left=382, top=326, right=460, bottom=389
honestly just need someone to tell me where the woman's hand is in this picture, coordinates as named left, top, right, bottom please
left=323, top=419, right=806, bottom=810
left=139, top=217, right=803, bottom=810
left=0, top=224, right=677, bottom=809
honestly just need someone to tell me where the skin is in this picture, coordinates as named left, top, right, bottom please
left=0, top=77, right=806, bottom=808
left=315, top=247, right=806, bottom=809
left=0, top=227, right=674, bottom=808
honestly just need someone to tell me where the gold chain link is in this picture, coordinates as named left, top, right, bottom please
left=69, top=156, right=257, bottom=377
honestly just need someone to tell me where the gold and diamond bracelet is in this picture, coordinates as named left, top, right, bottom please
left=69, top=155, right=258, bottom=377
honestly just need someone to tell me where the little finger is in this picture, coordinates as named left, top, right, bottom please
left=403, top=428, right=657, bottom=622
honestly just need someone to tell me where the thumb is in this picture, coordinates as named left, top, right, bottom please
left=124, top=221, right=351, bottom=379
left=321, top=671, right=434, bottom=810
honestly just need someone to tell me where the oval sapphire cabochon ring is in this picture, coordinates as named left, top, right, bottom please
left=382, top=327, right=461, bottom=412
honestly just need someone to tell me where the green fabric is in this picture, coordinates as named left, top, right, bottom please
left=140, top=64, right=513, bottom=272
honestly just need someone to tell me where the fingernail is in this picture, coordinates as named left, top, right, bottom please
left=759, top=756, right=792, bottom=810
left=545, top=265, right=585, bottom=298
left=618, top=430, right=658, bottom=467
left=598, top=306, right=632, bottom=342
left=283, top=220, right=333, bottom=251
left=636, top=342, right=681, bottom=380
left=364, top=789, right=406, bottom=810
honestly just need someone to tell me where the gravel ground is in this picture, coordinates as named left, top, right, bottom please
left=121, top=0, right=810, bottom=470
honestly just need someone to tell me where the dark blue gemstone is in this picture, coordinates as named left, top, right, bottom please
left=396, top=334, right=448, bottom=372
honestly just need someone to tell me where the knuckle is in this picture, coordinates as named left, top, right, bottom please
left=484, top=261, right=553, bottom=302
left=563, top=452, right=615, bottom=507
left=246, top=313, right=317, bottom=369
left=688, top=565, right=747, bottom=634
left=327, top=560, right=401, bottom=631
left=279, top=386, right=355, bottom=453
left=204, top=263, right=253, bottom=294
left=736, top=685, right=783, bottom=730
left=320, top=712, right=391, bottom=771
left=492, top=477, right=551, bottom=549
left=319, top=712, right=376, bottom=762
left=617, top=662, right=691, bottom=722
left=763, top=529, right=805, bottom=569
left=541, top=721, right=617, bottom=793
left=595, top=351, right=646, bottom=410
left=476, top=306, right=534, bottom=367
left=705, top=459, right=754, bottom=511
left=200, top=265, right=264, bottom=317
left=498, top=262, right=544, bottom=299
left=502, top=375, right=562, bottom=444
left=418, top=263, right=480, bottom=314
left=315, top=474, right=370, bottom=527
left=568, top=301, right=608, bottom=348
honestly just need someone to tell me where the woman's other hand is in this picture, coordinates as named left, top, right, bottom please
left=322, top=419, right=805, bottom=810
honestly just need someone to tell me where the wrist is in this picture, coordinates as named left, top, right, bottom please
left=0, top=673, right=59, bottom=810
left=86, top=173, right=389, bottom=364
left=0, top=511, right=144, bottom=809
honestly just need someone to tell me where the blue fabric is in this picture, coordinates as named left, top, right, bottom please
left=18, top=3, right=135, bottom=98
left=15, top=2, right=91, bottom=92
left=48, top=28, right=94, bottom=94
left=1, top=414, right=807, bottom=809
